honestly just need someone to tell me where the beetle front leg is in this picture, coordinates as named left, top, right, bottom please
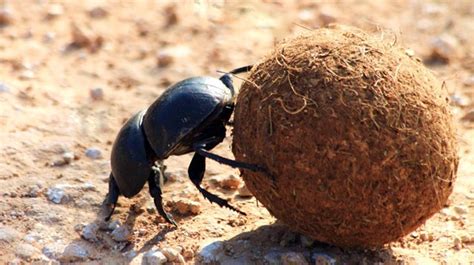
left=188, top=152, right=246, bottom=215
left=148, top=172, right=177, bottom=226
left=104, top=173, right=120, bottom=221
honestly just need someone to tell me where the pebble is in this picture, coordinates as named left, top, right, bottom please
left=81, top=223, right=99, bottom=242
left=88, top=6, right=108, bottom=18
left=182, top=248, right=194, bottom=259
left=429, top=34, right=459, bottom=63
left=111, top=225, right=132, bottom=242
left=161, top=247, right=180, bottom=262
left=312, top=252, right=337, bottom=265
left=143, top=249, right=167, bottom=265
left=15, top=243, right=40, bottom=260
left=46, top=4, right=64, bottom=19
left=198, top=241, right=224, bottom=264
left=107, top=220, right=121, bottom=231
left=85, top=147, right=102, bottom=159
left=47, top=187, right=65, bottom=204
left=62, top=151, right=75, bottom=164
left=453, top=205, right=469, bottom=215
left=0, top=82, right=10, bottom=93
left=450, top=93, right=469, bottom=107
left=70, top=22, right=103, bottom=52
left=90, top=87, right=104, bottom=101
left=169, top=198, right=201, bottom=215
left=220, top=174, right=241, bottom=190
left=19, top=70, right=35, bottom=80
left=43, top=32, right=56, bottom=43
left=156, top=51, right=174, bottom=68
left=281, top=252, right=309, bottom=265
left=463, top=75, right=474, bottom=87
left=59, top=243, right=89, bottom=262
left=319, top=8, right=337, bottom=26
left=0, top=226, right=20, bottom=243
left=461, top=110, right=474, bottom=122
left=0, top=7, right=14, bottom=25
left=238, top=184, right=253, bottom=197
left=453, top=237, right=462, bottom=250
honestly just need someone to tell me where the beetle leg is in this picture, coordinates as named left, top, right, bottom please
left=104, top=173, right=120, bottom=221
left=188, top=152, right=246, bottom=215
left=148, top=172, right=177, bottom=226
left=193, top=142, right=264, bottom=172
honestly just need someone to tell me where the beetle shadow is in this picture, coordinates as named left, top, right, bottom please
left=202, top=222, right=399, bottom=264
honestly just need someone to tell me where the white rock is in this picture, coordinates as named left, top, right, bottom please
left=107, top=220, right=121, bottom=231
left=198, top=241, right=224, bottom=264
left=47, top=4, right=64, bottom=18
left=59, top=243, right=89, bottom=262
left=47, top=187, right=65, bottom=204
left=463, top=76, right=474, bottom=87
left=161, top=247, right=180, bottom=262
left=143, top=249, right=167, bottom=265
left=281, top=252, right=309, bottom=265
left=85, top=147, right=102, bottom=159
left=0, top=226, right=20, bottom=243
left=0, top=82, right=10, bottom=93
left=111, top=225, right=131, bottom=242
left=81, top=223, right=99, bottom=241
left=15, top=243, right=40, bottom=260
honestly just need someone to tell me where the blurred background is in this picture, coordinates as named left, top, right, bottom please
left=0, top=0, right=473, bottom=264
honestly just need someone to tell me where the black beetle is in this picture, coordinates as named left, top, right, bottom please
left=103, top=65, right=262, bottom=225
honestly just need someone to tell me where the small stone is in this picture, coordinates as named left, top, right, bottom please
left=0, top=226, right=20, bottom=243
left=169, top=198, right=201, bottom=215
left=161, top=247, right=183, bottom=262
left=81, top=223, right=99, bottom=242
left=419, top=231, right=434, bottom=241
left=461, top=234, right=473, bottom=243
left=461, top=110, right=474, bottom=122
left=281, top=252, right=309, bottom=265
left=450, top=93, right=469, bottom=107
left=43, top=32, right=56, bottom=43
left=463, top=76, right=474, bottom=87
left=85, top=147, right=102, bottom=159
left=0, top=82, right=10, bottom=93
left=19, top=70, right=35, bottom=80
left=111, top=225, right=132, bottom=242
left=219, top=174, right=241, bottom=190
left=198, top=241, right=224, bottom=264
left=428, top=34, right=459, bottom=64
left=46, top=4, right=64, bottom=19
left=182, top=248, right=194, bottom=259
left=90, top=87, right=104, bottom=101
left=62, top=151, right=75, bottom=164
left=453, top=205, right=468, bottom=215
left=81, top=182, right=96, bottom=191
left=107, top=220, right=121, bottom=231
left=238, top=184, right=253, bottom=197
left=47, top=187, right=65, bottom=204
left=0, top=7, right=14, bottom=25
left=156, top=51, right=174, bottom=68
left=70, top=22, right=103, bottom=52
left=313, top=252, right=337, bottom=265
left=124, top=249, right=137, bottom=259
left=59, top=243, right=89, bottom=262
left=88, top=7, right=108, bottom=19
left=143, top=249, right=167, bottom=265
left=27, top=185, right=42, bottom=197
left=405, top=48, right=415, bottom=57
left=319, top=8, right=337, bottom=26
left=453, top=237, right=462, bottom=250
left=15, top=243, right=40, bottom=260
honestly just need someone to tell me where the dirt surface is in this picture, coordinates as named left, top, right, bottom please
left=0, top=1, right=473, bottom=264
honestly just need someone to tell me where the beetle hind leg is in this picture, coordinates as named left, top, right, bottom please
left=188, top=152, right=246, bottom=215
left=148, top=172, right=177, bottom=226
left=104, top=173, right=120, bottom=221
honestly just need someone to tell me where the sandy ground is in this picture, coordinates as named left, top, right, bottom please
left=0, top=0, right=473, bottom=264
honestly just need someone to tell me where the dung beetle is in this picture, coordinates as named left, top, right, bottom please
left=104, top=65, right=263, bottom=226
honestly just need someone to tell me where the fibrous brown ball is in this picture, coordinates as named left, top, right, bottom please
left=232, top=25, right=458, bottom=248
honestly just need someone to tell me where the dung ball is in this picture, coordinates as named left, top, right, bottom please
left=232, top=25, right=458, bottom=248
